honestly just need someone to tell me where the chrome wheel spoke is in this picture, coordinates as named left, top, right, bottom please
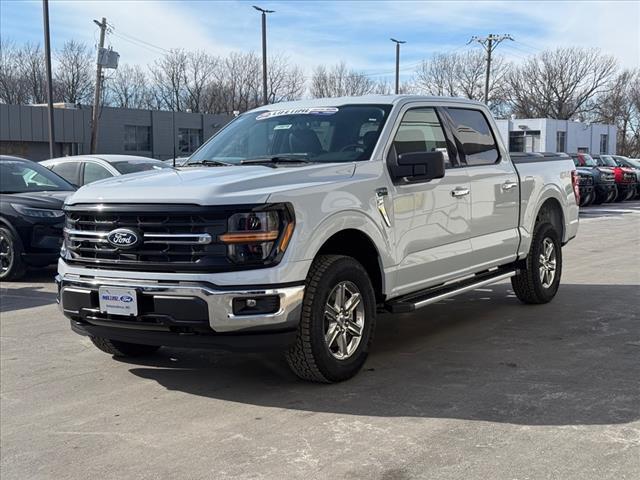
left=346, top=319, right=362, bottom=337
left=336, top=331, right=348, bottom=356
left=325, top=323, right=340, bottom=349
left=344, top=292, right=361, bottom=314
left=325, top=304, right=339, bottom=322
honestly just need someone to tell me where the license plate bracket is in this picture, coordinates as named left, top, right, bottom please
left=98, top=286, right=139, bottom=317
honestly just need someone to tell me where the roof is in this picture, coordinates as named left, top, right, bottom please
left=44, top=154, right=164, bottom=164
left=249, top=95, right=485, bottom=112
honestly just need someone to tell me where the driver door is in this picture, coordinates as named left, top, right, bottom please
left=387, top=105, right=473, bottom=298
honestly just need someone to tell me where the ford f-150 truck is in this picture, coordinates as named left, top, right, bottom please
left=57, top=96, right=579, bottom=383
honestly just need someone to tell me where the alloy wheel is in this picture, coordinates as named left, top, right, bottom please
left=0, top=232, right=13, bottom=276
left=538, top=237, right=557, bottom=289
left=323, top=280, right=365, bottom=360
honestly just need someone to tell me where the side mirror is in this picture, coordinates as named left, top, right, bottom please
left=390, top=151, right=446, bottom=181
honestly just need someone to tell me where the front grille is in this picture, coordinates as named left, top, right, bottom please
left=579, top=175, right=594, bottom=186
left=602, top=173, right=615, bottom=182
left=63, top=204, right=238, bottom=272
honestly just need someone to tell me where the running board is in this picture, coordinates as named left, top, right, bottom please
left=384, top=268, right=517, bottom=313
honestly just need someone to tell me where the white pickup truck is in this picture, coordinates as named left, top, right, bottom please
left=57, top=96, right=579, bottom=382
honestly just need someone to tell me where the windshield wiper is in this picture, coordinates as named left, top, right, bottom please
left=240, top=156, right=313, bottom=166
left=185, top=159, right=233, bottom=167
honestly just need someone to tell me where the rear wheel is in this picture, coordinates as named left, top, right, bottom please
left=90, top=337, right=160, bottom=357
left=511, top=222, right=562, bottom=304
left=0, top=227, right=26, bottom=281
left=286, top=255, right=376, bottom=383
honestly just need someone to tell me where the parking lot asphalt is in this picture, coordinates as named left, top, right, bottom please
left=1, top=201, right=639, bottom=480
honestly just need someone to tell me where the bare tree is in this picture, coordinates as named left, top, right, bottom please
left=310, top=62, right=375, bottom=98
left=0, top=38, right=29, bottom=104
left=18, top=43, right=47, bottom=104
left=506, top=47, right=617, bottom=119
left=106, top=64, right=152, bottom=109
left=149, top=48, right=188, bottom=111
left=266, top=53, right=305, bottom=103
left=54, top=40, right=94, bottom=104
left=415, top=53, right=459, bottom=97
left=184, top=50, right=218, bottom=113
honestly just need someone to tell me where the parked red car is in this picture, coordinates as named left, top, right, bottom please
left=592, top=154, right=638, bottom=201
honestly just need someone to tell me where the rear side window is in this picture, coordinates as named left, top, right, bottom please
left=447, top=108, right=499, bottom=166
left=50, top=162, right=79, bottom=185
left=390, top=108, right=451, bottom=168
left=83, top=162, right=113, bottom=185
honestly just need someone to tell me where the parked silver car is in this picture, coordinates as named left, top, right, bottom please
left=41, top=155, right=170, bottom=187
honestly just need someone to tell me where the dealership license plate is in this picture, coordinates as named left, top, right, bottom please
left=98, top=287, right=138, bottom=316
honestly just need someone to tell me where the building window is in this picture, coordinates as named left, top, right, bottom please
left=556, top=131, right=566, bottom=152
left=124, top=125, right=151, bottom=152
left=178, top=128, right=203, bottom=155
left=577, top=147, right=589, bottom=153
left=600, top=134, right=608, bottom=154
left=509, top=130, right=541, bottom=153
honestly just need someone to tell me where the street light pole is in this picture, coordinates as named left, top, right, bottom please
left=42, top=0, right=55, bottom=159
left=390, top=38, right=406, bottom=95
left=253, top=5, right=274, bottom=105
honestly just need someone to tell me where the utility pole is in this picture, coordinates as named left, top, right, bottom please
left=90, top=17, right=107, bottom=154
left=253, top=6, right=274, bottom=105
left=468, top=34, right=513, bottom=104
left=42, top=0, right=55, bottom=159
left=390, top=38, right=406, bottom=95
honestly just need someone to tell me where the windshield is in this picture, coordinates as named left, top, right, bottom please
left=0, top=159, right=75, bottom=194
left=574, top=154, right=597, bottom=167
left=188, top=105, right=392, bottom=165
left=111, top=160, right=170, bottom=175
left=614, top=156, right=640, bottom=168
left=596, top=155, right=617, bottom=167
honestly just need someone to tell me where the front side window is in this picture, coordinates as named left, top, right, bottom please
left=111, top=160, right=169, bottom=175
left=390, top=107, right=451, bottom=168
left=188, top=105, right=392, bottom=165
left=447, top=108, right=500, bottom=165
left=124, top=125, right=151, bottom=152
left=50, top=162, right=79, bottom=186
left=83, top=162, right=112, bottom=185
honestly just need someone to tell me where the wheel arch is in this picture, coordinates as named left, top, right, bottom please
left=314, top=228, right=386, bottom=303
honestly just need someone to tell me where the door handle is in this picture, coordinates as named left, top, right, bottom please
left=451, top=187, right=470, bottom=198
left=501, top=181, right=518, bottom=191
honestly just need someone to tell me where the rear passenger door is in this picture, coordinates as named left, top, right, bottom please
left=444, top=107, right=520, bottom=270
left=82, top=161, right=114, bottom=186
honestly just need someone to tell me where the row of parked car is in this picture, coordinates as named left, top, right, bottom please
left=571, top=153, right=640, bottom=206
left=1, top=150, right=639, bottom=280
left=0, top=154, right=171, bottom=280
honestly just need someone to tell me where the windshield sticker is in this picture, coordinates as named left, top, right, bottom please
left=256, top=107, right=339, bottom=120
left=273, top=124, right=292, bottom=130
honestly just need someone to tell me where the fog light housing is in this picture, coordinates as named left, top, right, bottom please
left=232, top=295, right=280, bottom=315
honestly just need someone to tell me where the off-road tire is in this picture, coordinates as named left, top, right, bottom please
left=511, top=222, right=562, bottom=304
left=0, top=227, right=26, bottom=281
left=286, top=255, right=376, bottom=383
left=90, top=337, right=161, bottom=357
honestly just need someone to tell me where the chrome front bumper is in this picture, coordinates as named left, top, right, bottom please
left=56, top=274, right=304, bottom=333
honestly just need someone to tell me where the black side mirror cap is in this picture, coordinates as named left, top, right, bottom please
left=391, top=151, right=446, bottom=181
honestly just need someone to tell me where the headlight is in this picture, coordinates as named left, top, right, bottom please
left=218, top=204, right=295, bottom=265
left=11, top=204, right=64, bottom=218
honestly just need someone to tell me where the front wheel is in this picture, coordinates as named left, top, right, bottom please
left=286, top=255, right=376, bottom=383
left=90, top=337, right=160, bottom=357
left=511, top=222, right=562, bottom=304
left=0, top=227, right=26, bottom=281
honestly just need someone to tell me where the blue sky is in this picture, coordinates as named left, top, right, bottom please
left=1, top=0, right=638, bottom=82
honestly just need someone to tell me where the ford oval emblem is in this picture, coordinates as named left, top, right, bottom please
left=119, top=295, right=134, bottom=303
left=107, top=228, right=140, bottom=249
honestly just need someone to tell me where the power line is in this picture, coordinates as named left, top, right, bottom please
left=468, top=34, right=514, bottom=103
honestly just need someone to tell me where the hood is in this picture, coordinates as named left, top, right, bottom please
left=66, top=163, right=356, bottom=206
left=1, top=190, right=71, bottom=208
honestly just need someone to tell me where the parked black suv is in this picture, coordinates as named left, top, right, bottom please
left=570, top=153, right=616, bottom=204
left=0, top=156, right=76, bottom=280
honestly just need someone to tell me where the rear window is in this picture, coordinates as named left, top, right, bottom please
left=111, top=161, right=169, bottom=175
left=447, top=108, right=500, bottom=166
